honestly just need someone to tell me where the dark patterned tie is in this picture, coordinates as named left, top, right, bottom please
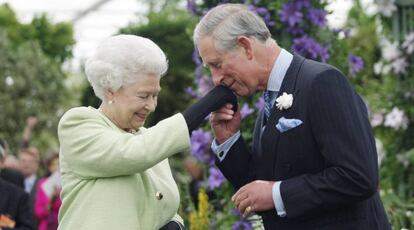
left=263, top=90, right=276, bottom=123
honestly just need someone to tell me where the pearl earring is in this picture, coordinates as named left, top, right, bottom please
left=108, top=100, right=113, bottom=104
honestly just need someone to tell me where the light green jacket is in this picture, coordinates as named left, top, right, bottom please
left=57, top=107, right=190, bottom=230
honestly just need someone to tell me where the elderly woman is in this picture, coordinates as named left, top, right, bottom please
left=57, top=35, right=237, bottom=230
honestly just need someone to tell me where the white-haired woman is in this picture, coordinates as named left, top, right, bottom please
left=57, top=34, right=237, bottom=230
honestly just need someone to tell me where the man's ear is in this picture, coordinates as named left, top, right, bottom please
left=237, top=36, right=253, bottom=60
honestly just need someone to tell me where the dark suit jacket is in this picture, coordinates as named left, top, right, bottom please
left=0, top=178, right=35, bottom=230
left=217, top=55, right=391, bottom=229
left=0, top=168, right=25, bottom=188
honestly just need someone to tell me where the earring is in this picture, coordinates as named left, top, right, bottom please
left=108, top=100, right=113, bottom=104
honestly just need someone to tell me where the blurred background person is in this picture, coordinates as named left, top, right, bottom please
left=0, top=138, right=24, bottom=188
left=18, top=147, right=40, bottom=227
left=0, top=143, right=36, bottom=230
left=34, top=152, right=61, bottom=230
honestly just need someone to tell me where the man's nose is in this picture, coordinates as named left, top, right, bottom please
left=211, top=71, right=223, bottom=86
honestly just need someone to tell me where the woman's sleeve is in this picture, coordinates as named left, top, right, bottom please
left=58, top=108, right=190, bottom=179
left=34, top=179, right=49, bottom=221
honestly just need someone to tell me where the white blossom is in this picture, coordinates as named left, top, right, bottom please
left=375, top=0, right=397, bottom=17
left=5, top=76, right=14, bottom=86
left=384, top=107, right=409, bottom=130
left=381, top=39, right=400, bottom=61
left=406, top=211, right=412, bottom=217
left=371, top=112, right=384, bottom=127
left=275, top=93, right=293, bottom=110
left=391, top=57, right=408, bottom=75
left=396, top=154, right=410, bottom=168
left=373, top=62, right=383, bottom=75
left=375, top=138, right=385, bottom=167
left=402, top=32, right=414, bottom=54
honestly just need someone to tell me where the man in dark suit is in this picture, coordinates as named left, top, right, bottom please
left=0, top=141, right=24, bottom=188
left=0, top=145, right=35, bottom=230
left=193, top=3, right=390, bottom=229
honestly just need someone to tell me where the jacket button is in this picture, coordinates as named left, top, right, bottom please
left=155, top=191, right=163, bottom=200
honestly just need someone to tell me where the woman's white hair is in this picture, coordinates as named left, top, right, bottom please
left=85, top=34, right=168, bottom=101
left=193, top=4, right=271, bottom=52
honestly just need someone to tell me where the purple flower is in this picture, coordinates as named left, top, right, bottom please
left=294, top=0, right=311, bottom=9
left=248, top=5, right=275, bottom=27
left=286, top=26, right=304, bottom=35
left=240, top=103, right=254, bottom=119
left=279, top=3, right=303, bottom=27
left=192, top=48, right=202, bottom=66
left=196, top=75, right=214, bottom=97
left=231, top=220, right=253, bottom=230
left=307, top=8, right=327, bottom=28
left=208, top=167, right=225, bottom=190
left=185, top=86, right=197, bottom=98
left=348, top=54, right=364, bottom=75
left=255, top=96, right=264, bottom=111
left=191, top=129, right=213, bottom=163
left=292, top=36, right=329, bottom=62
left=186, top=0, right=197, bottom=15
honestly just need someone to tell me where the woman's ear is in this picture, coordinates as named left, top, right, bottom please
left=103, top=88, right=115, bottom=102
left=237, top=36, right=253, bottom=60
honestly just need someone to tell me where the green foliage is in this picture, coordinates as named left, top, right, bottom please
left=0, top=4, right=74, bottom=154
left=0, top=4, right=75, bottom=63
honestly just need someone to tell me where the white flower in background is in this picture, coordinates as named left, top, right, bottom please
left=391, top=57, right=408, bottom=74
left=371, top=112, right=384, bottom=127
left=275, top=92, right=293, bottom=110
left=5, top=76, right=14, bottom=86
left=375, top=138, right=385, bottom=167
left=375, top=0, right=397, bottom=17
left=406, top=211, right=412, bottom=217
left=402, top=32, right=414, bottom=54
left=381, top=39, right=400, bottom=61
left=396, top=154, right=409, bottom=168
left=382, top=64, right=391, bottom=75
left=373, top=62, right=383, bottom=75
left=384, top=107, right=409, bottom=130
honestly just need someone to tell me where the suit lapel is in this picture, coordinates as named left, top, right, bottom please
left=259, top=55, right=305, bottom=179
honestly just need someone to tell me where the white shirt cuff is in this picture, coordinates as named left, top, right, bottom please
left=272, top=181, right=287, bottom=217
left=210, top=131, right=240, bottom=162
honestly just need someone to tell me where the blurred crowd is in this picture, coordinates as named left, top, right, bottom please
left=0, top=116, right=61, bottom=230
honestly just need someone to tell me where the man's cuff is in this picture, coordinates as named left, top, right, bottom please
left=272, top=181, right=287, bottom=217
left=211, top=131, right=240, bottom=161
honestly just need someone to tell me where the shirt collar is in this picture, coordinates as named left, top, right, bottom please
left=267, top=48, right=293, bottom=92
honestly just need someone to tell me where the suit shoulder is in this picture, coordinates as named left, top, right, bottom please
left=59, top=107, right=99, bottom=126
left=0, top=179, right=26, bottom=196
left=302, top=59, right=344, bottom=80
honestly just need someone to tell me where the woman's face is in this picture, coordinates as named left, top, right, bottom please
left=108, top=74, right=161, bottom=131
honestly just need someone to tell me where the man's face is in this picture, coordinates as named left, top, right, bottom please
left=198, top=37, right=260, bottom=96
left=19, top=152, right=39, bottom=177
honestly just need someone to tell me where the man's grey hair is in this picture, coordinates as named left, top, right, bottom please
left=85, top=34, right=168, bottom=101
left=193, top=4, right=271, bottom=51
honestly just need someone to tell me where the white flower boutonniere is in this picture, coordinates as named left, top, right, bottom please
left=275, top=92, right=293, bottom=110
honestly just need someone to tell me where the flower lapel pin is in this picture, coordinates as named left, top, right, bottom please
left=275, top=92, right=293, bottom=110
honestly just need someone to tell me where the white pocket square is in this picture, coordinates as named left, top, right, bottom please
left=276, top=117, right=303, bottom=133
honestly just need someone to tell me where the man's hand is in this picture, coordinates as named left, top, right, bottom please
left=210, top=103, right=241, bottom=144
left=232, top=180, right=275, bottom=217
